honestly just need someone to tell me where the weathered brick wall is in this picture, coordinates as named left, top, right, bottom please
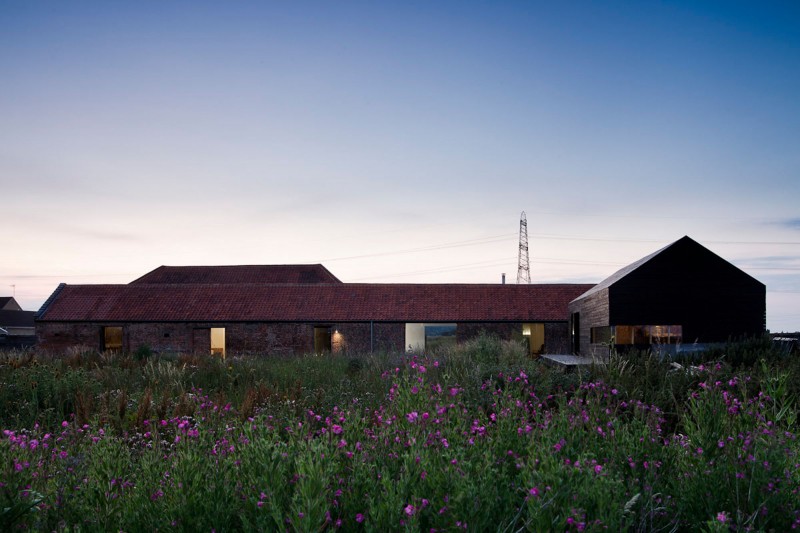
left=330, top=323, right=405, bottom=354
left=36, top=322, right=316, bottom=356
left=223, top=323, right=313, bottom=355
left=543, top=322, right=571, bottom=354
left=36, top=321, right=407, bottom=356
left=37, top=322, right=105, bottom=353
left=37, top=320, right=570, bottom=356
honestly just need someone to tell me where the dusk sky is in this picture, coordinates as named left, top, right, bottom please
left=2, top=1, right=799, bottom=331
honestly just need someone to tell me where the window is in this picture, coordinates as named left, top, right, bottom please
left=210, top=327, right=226, bottom=358
left=653, top=325, right=682, bottom=344
left=103, top=326, right=123, bottom=352
left=590, top=326, right=613, bottom=344
left=314, top=326, right=331, bottom=354
left=615, top=325, right=634, bottom=345
left=522, top=323, right=545, bottom=355
left=405, top=323, right=457, bottom=353
left=610, top=325, right=683, bottom=345
left=425, top=324, right=457, bottom=353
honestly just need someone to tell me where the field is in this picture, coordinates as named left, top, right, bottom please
left=1, top=336, right=799, bottom=531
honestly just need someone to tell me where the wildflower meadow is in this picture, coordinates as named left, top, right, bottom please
left=1, top=336, right=798, bottom=531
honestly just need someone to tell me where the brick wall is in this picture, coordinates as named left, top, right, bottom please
left=329, top=323, right=405, bottom=354
left=36, top=320, right=569, bottom=356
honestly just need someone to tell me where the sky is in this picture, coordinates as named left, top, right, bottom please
left=1, top=1, right=799, bottom=331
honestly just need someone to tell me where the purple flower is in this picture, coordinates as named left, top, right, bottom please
left=356, top=513, right=365, bottom=523
left=404, top=504, right=416, bottom=516
left=406, top=412, right=419, bottom=423
left=717, top=511, right=728, bottom=523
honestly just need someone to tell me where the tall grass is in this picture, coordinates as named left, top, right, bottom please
left=1, top=336, right=798, bottom=531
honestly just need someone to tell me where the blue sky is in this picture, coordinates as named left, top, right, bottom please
left=1, top=1, right=799, bottom=331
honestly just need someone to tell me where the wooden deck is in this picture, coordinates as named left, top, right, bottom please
left=540, top=354, right=606, bottom=367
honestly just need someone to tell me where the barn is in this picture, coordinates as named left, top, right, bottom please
left=567, top=236, right=766, bottom=356
left=35, top=264, right=591, bottom=356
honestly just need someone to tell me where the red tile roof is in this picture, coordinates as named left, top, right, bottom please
left=130, top=264, right=341, bottom=285
left=37, top=283, right=593, bottom=323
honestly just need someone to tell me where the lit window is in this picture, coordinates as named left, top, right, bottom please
left=210, top=327, right=226, bottom=358
left=103, top=326, right=123, bottom=352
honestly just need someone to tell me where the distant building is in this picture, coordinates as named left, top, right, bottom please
left=568, top=236, right=766, bottom=356
left=0, top=297, right=36, bottom=349
left=129, top=264, right=341, bottom=285
left=0, top=297, right=23, bottom=311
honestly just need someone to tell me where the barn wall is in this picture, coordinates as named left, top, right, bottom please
left=329, top=323, right=405, bottom=354
left=568, top=288, right=610, bottom=355
left=36, top=320, right=570, bottom=356
left=610, top=246, right=766, bottom=343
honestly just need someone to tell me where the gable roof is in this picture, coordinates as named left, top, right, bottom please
left=571, top=235, right=763, bottom=301
left=130, top=264, right=341, bottom=285
left=36, top=283, right=593, bottom=323
left=0, top=297, right=22, bottom=311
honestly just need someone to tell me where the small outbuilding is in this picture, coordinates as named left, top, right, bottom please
left=568, top=236, right=766, bottom=356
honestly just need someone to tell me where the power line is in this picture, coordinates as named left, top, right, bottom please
left=316, top=233, right=517, bottom=263
left=349, top=258, right=516, bottom=281
left=530, top=233, right=800, bottom=246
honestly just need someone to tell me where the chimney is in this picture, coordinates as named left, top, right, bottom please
left=501, top=273, right=506, bottom=285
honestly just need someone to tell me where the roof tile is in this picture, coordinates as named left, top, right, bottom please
left=37, top=283, right=593, bottom=323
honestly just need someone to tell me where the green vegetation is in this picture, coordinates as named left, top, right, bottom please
left=1, top=336, right=798, bottom=531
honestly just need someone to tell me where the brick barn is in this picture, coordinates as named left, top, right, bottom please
left=35, top=264, right=592, bottom=356
left=568, top=236, right=766, bottom=356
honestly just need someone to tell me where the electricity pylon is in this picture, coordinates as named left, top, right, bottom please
left=517, top=211, right=530, bottom=284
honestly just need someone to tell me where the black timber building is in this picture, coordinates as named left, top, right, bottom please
left=568, top=236, right=766, bottom=355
